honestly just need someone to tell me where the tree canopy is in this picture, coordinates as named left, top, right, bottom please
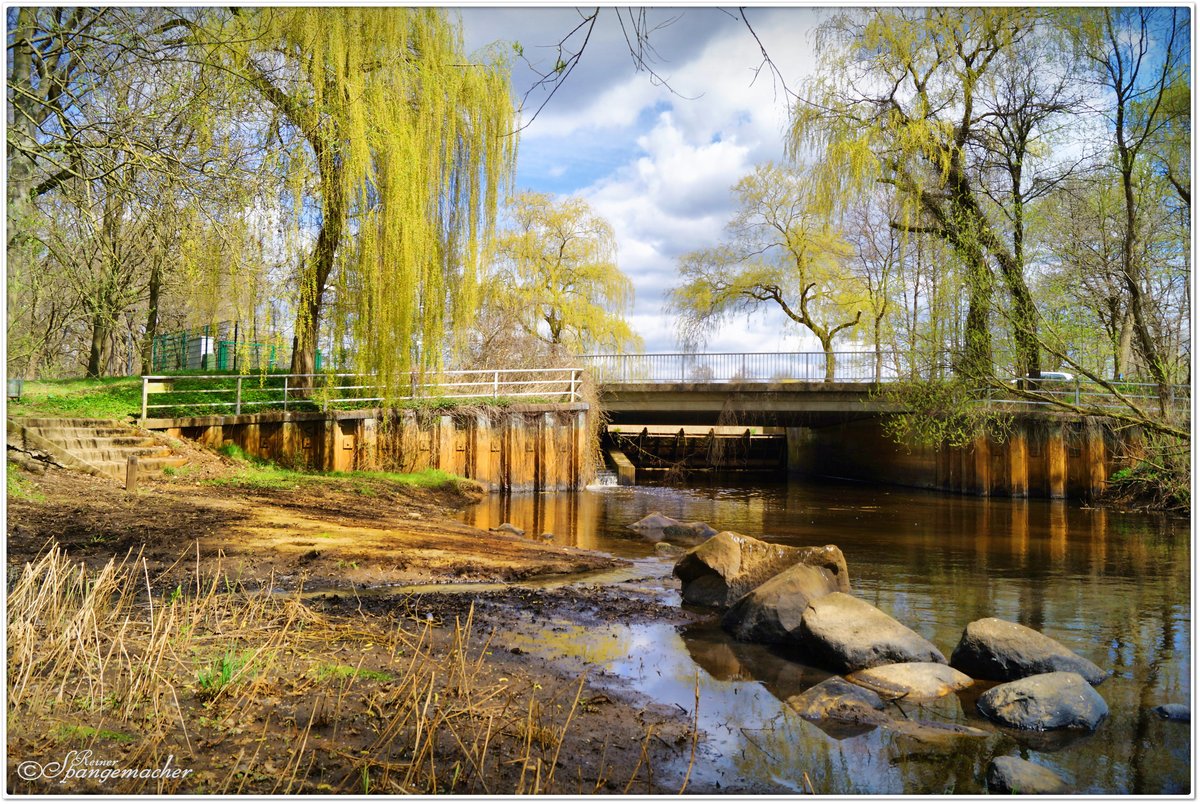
left=210, top=8, right=517, bottom=391
left=486, top=191, right=640, bottom=354
left=668, top=162, right=863, bottom=381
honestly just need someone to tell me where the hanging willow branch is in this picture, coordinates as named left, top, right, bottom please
left=208, top=8, right=516, bottom=398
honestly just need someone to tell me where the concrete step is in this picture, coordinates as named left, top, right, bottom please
left=9, top=416, right=188, bottom=481
left=22, top=426, right=138, bottom=440
left=71, top=446, right=174, bottom=463
left=14, top=417, right=132, bottom=429
left=29, top=435, right=158, bottom=451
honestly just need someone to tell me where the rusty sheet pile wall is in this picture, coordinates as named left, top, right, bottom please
left=788, top=415, right=1129, bottom=500
left=149, top=403, right=592, bottom=492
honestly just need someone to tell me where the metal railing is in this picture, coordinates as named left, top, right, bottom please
left=581, top=351, right=896, bottom=383
left=983, top=380, right=1191, bottom=412
left=579, top=352, right=1189, bottom=413
left=140, top=368, right=583, bottom=420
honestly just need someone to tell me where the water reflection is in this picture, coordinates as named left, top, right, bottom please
left=461, top=480, right=1190, bottom=794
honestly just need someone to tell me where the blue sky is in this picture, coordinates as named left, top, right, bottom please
left=458, top=6, right=830, bottom=354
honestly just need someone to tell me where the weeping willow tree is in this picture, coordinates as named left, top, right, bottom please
left=486, top=191, right=641, bottom=353
left=213, top=8, right=515, bottom=394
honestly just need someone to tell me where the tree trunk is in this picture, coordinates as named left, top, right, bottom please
left=288, top=164, right=345, bottom=391
left=960, top=258, right=993, bottom=381
left=140, top=259, right=163, bottom=374
left=1116, top=308, right=1134, bottom=380
left=821, top=338, right=836, bottom=383
left=873, top=312, right=885, bottom=382
left=86, top=310, right=113, bottom=379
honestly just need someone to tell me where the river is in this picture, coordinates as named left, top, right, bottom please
left=461, top=478, right=1190, bottom=795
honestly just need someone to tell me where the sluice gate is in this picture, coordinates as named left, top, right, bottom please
left=602, top=425, right=787, bottom=485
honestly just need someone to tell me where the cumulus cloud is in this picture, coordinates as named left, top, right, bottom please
left=460, top=6, right=831, bottom=353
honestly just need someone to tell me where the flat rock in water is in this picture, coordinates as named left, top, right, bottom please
left=977, top=671, right=1108, bottom=731
left=786, top=676, right=888, bottom=725
left=721, top=563, right=840, bottom=643
left=797, top=592, right=947, bottom=673
left=950, top=617, right=1109, bottom=685
left=986, top=756, right=1071, bottom=794
left=1152, top=703, right=1190, bottom=722
left=888, top=718, right=990, bottom=744
left=662, top=521, right=719, bottom=540
left=628, top=512, right=679, bottom=531
left=847, top=662, right=973, bottom=701
left=654, top=541, right=686, bottom=558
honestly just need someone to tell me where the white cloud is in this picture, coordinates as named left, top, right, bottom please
left=461, top=6, right=831, bottom=353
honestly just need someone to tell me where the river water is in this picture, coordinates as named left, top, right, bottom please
left=461, top=478, right=1191, bottom=795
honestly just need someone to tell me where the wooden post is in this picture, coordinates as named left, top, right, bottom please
left=126, top=455, right=139, bottom=493
left=1083, top=419, right=1107, bottom=500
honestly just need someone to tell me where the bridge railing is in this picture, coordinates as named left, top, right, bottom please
left=139, top=368, right=583, bottom=420
left=580, top=351, right=893, bottom=383
left=580, top=352, right=1190, bottom=414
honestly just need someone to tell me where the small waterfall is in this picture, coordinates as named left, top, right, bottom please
left=591, top=470, right=619, bottom=487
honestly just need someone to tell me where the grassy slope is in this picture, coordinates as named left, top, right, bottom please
left=7, top=377, right=143, bottom=419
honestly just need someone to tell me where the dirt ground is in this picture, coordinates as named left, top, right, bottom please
left=6, top=446, right=706, bottom=795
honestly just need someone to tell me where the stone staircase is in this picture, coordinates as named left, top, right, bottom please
left=7, top=417, right=188, bottom=482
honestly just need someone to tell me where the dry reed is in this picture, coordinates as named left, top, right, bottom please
left=7, top=547, right=678, bottom=795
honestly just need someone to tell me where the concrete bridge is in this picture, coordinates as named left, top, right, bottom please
left=580, top=352, right=1163, bottom=500
left=583, top=351, right=896, bottom=427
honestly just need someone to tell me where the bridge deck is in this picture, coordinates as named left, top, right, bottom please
left=599, top=381, right=890, bottom=426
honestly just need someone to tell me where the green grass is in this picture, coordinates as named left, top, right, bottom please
left=55, top=724, right=137, bottom=744
left=7, top=376, right=143, bottom=419
left=310, top=663, right=394, bottom=683
left=196, top=651, right=249, bottom=700
left=7, top=462, right=45, bottom=501
left=8, top=374, right=556, bottom=420
left=206, top=445, right=466, bottom=492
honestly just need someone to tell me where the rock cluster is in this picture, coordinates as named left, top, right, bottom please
left=662, top=526, right=1113, bottom=770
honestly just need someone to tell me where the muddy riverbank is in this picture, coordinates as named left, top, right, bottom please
left=5, top=456, right=710, bottom=796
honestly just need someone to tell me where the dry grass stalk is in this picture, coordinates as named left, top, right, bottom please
left=10, top=548, right=656, bottom=794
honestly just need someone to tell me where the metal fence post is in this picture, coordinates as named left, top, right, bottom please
left=1074, top=378, right=1080, bottom=406
left=282, top=376, right=289, bottom=411
left=141, top=377, right=148, bottom=420
left=236, top=376, right=243, bottom=415
left=493, top=371, right=500, bottom=398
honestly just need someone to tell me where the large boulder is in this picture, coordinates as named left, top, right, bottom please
left=986, top=756, right=1071, bottom=794
left=847, top=662, right=973, bottom=702
left=950, top=617, right=1109, bottom=685
left=977, top=671, right=1108, bottom=731
left=673, top=532, right=849, bottom=608
left=720, top=563, right=840, bottom=643
left=797, top=592, right=947, bottom=673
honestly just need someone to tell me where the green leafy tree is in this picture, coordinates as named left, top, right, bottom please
left=485, top=191, right=640, bottom=353
left=1070, top=7, right=1190, bottom=404
left=791, top=8, right=1059, bottom=382
left=205, top=8, right=516, bottom=391
left=668, top=163, right=863, bottom=382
